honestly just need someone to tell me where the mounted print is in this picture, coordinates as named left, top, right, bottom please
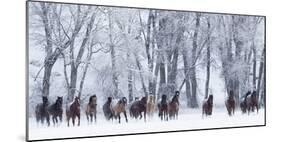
left=26, top=0, right=266, bottom=141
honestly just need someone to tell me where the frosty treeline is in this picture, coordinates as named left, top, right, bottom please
left=28, top=2, right=265, bottom=112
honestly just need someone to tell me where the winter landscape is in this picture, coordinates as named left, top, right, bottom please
left=27, top=1, right=265, bottom=141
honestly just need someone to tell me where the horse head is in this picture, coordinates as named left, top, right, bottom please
left=42, top=96, right=49, bottom=106
left=141, top=96, right=147, bottom=104
left=229, top=90, right=234, bottom=99
left=121, top=97, right=127, bottom=105
left=56, top=96, right=63, bottom=106
left=74, top=96, right=80, bottom=106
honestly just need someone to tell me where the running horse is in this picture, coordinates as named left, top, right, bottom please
left=66, top=96, right=81, bottom=127
left=202, top=94, right=213, bottom=118
left=47, top=96, right=63, bottom=126
left=225, top=90, right=235, bottom=116
left=130, top=96, right=147, bottom=121
left=158, top=94, right=169, bottom=121
left=35, top=96, right=50, bottom=126
left=85, top=95, right=97, bottom=124
left=168, top=91, right=180, bottom=120
left=112, top=97, right=128, bottom=123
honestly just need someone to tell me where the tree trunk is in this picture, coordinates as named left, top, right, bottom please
left=108, top=10, right=119, bottom=98
left=205, top=18, right=211, bottom=99
left=190, top=13, right=200, bottom=108
left=252, top=44, right=257, bottom=89
left=257, top=47, right=265, bottom=100
left=182, top=49, right=192, bottom=107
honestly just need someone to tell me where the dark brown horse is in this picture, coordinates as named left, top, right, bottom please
left=47, top=96, right=63, bottom=126
left=86, top=95, right=97, bottom=124
left=103, top=97, right=114, bottom=121
left=130, top=96, right=147, bottom=121
left=246, top=91, right=259, bottom=114
left=112, top=97, right=128, bottom=123
left=168, top=91, right=180, bottom=120
left=225, top=90, right=235, bottom=116
left=66, top=96, right=81, bottom=127
left=202, top=94, right=213, bottom=118
left=35, top=96, right=50, bottom=126
left=240, top=91, right=251, bottom=114
left=158, top=94, right=168, bottom=121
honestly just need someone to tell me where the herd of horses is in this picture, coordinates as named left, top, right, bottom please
left=34, top=90, right=260, bottom=127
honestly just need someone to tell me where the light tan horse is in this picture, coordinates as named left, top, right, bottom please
left=112, top=97, right=128, bottom=123
left=147, top=95, right=155, bottom=118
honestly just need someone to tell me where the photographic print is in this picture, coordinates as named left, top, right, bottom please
left=27, top=0, right=266, bottom=141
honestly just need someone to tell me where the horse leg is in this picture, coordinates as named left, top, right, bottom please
left=144, top=110, right=146, bottom=122
left=59, top=114, right=62, bottom=123
left=123, top=111, right=128, bottom=123
left=46, top=114, right=50, bottom=127
left=67, top=116, right=70, bottom=127
left=72, top=116, right=75, bottom=126
left=94, top=112, right=97, bottom=123
left=78, top=114, right=80, bottom=126
left=52, top=116, right=56, bottom=126
left=118, top=113, right=121, bottom=124
left=90, top=114, right=93, bottom=124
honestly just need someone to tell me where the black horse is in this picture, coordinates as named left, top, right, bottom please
left=130, top=96, right=147, bottom=122
left=202, top=94, right=213, bottom=118
left=35, top=96, right=50, bottom=126
left=103, top=97, right=114, bottom=121
left=168, top=91, right=180, bottom=120
left=48, top=96, right=63, bottom=126
left=240, top=91, right=251, bottom=114
left=246, top=91, right=259, bottom=114
left=158, top=94, right=168, bottom=121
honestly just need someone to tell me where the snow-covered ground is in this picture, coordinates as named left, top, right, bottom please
left=28, top=108, right=265, bottom=141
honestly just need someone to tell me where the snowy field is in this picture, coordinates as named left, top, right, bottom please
left=28, top=108, right=265, bottom=141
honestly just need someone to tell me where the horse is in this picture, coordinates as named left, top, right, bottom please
left=246, top=91, right=259, bottom=114
left=35, top=96, right=50, bottom=126
left=158, top=94, right=169, bottom=121
left=47, top=96, right=63, bottom=126
left=103, top=97, right=114, bottom=121
left=240, top=91, right=251, bottom=114
left=202, top=94, right=213, bottom=118
left=225, top=90, right=235, bottom=116
left=112, top=97, right=128, bottom=123
left=168, top=91, right=180, bottom=120
left=146, top=95, right=155, bottom=118
left=66, top=96, right=81, bottom=127
left=130, top=96, right=147, bottom=121
left=85, top=95, right=97, bottom=124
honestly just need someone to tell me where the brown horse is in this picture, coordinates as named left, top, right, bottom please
left=158, top=94, right=168, bottom=121
left=225, top=90, right=235, bottom=116
left=202, top=94, right=213, bottom=118
left=246, top=91, right=259, bottom=114
left=47, top=96, right=63, bottom=126
left=35, top=96, right=50, bottom=126
left=85, top=95, right=97, bottom=124
left=146, top=95, right=155, bottom=118
left=130, top=96, right=147, bottom=121
left=168, top=91, right=180, bottom=120
left=112, top=97, right=128, bottom=123
left=66, top=96, right=81, bottom=127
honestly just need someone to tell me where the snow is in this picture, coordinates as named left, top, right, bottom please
left=28, top=108, right=265, bottom=141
